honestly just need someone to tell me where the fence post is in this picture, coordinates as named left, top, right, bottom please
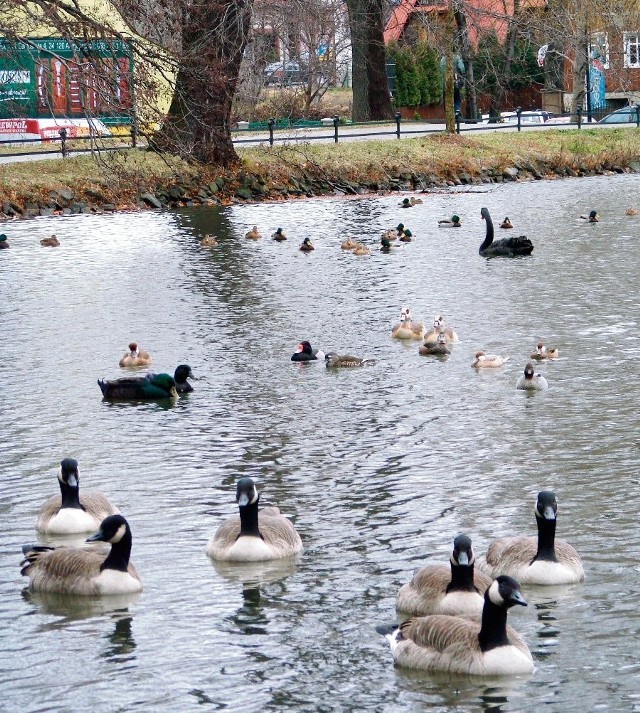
left=333, top=115, right=339, bottom=143
left=59, top=128, right=68, bottom=158
left=268, top=118, right=275, bottom=146
left=516, top=107, right=522, bottom=132
left=455, top=111, right=461, bottom=134
left=576, top=105, right=582, bottom=129
left=395, top=111, right=401, bottom=139
left=636, top=106, right=640, bottom=127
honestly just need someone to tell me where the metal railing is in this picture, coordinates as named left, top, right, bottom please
left=0, top=126, right=138, bottom=159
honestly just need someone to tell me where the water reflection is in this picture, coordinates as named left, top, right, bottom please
left=102, top=615, right=137, bottom=663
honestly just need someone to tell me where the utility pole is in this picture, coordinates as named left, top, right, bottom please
left=444, top=0, right=455, bottom=132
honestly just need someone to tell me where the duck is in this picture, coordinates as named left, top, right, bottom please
left=352, top=242, right=370, bottom=256
left=476, top=491, right=584, bottom=585
left=499, top=217, right=513, bottom=229
left=0, top=233, right=9, bottom=249
left=396, top=534, right=493, bottom=618
left=380, top=229, right=395, bottom=241
left=98, top=372, right=177, bottom=400
left=625, top=207, right=638, bottom=216
left=422, top=315, right=459, bottom=347
left=199, top=234, right=218, bottom=246
left=400, top=197, right=423, bottom=208
left=516, top=362, right=548, bottom=391
left=299, top=238, right=314, bottom=252
left=530, top=342, right=559, bottom=360
left=40, top=234, right=60, bottom=247
left=324, top=352, right=376, bottom=368
left=272, top=227, right=287, bottom=241
left=471, top=351, right=510, bottom=368
left=36, top=458, right=120, bottom=535
left=391, top=307, right=425, bottom=340
left=419, top=330, right=451, bottom=356
left=380, top=576, right=533, bottom=675
left=21, top=514, right=142, bottom=595
left=438, top=214, right=461, bottom=228
left=580, top=210, right=599, bottom=222
left=480, top=207, right=534, bottom=257
left=380, top=238, right=395, bottom=253
left=205, top=477, right=303, bottom=562
left=395, top=223, right=407, bottom=238
left=245, top=226, right=262, bottom=240
left=398, top=229, right=413, bottom=243
left=291, top=341, right=324, bottom=362
left=173, top=364, right=194, bottom=393
left=341, top=237, right=358, bottom=250
left=119, top=342, right=152, bottom=368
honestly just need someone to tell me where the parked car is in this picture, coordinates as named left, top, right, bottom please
left=263, top=60, right=306, bottom=86
left=481, top=110, right=549, bottom=125
left=597, top=106, right=640, bottom=124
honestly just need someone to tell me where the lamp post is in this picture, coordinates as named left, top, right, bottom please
left=585, top=32, right=592, bottom=122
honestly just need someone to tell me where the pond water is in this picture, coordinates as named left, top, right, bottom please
left=1, top=173, right=639, bottom=712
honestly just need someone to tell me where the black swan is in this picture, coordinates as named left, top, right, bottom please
left=479, top=208, right=533, bottom=257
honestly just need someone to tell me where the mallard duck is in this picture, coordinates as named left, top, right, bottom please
left=291, top=341, right=324, bottom=362
left=398, top=229, right=413, bottom=243
left=380, top=238, right=395, bottom=253
left=400, top=197, right=423, bottom=208
left=380, top=576, right=533, bottom=675
left=516, top=363, right=548, bottom=390
left=438, top=214, right=461, bottom=228
left=352, top=242, right=370, bottom=256
left=40, top=234, right=60, bottom=247
left=36, top=458, right=120, bottom=535
left=391, top=307, right=425, bottom=340
left=471, top=351, right=510, bottom=368
left=206, top=477, right=303, bottom=561
left=419, top=330, right=451, bottom=356
left=119, top=342, right=152, bottom=368
left=324, top=352, right=376, bottom=368
left=98, top=372, right=177, bottom=400
left=21, top=515, right=142, bottom=595
left=625, top=207, right=638, bottom=216
left=199, top=234, right=218, bottom=246
left=0, top=233, right=9, bottom=249
left=423, top=315, right=459, bottom=347
left=530, top=342, right=559, bottom=360
left=272, top=227, right=287, bottom=241
left=341, top=237, right=358, bottom=250
left=396, top=534, right=493, bottom=618
left=480, top=208, right=533, bottom=257
left=395, top=223, right=407, bottom=238
left=477, top=491, right=584, bottom=585
left=299, top=238, right=314, bottom=252
left=499, top=217, right=513, bottom=229
left=579, top=210, right=599, bottom=222
left=245, top=226, right=262, bottom=240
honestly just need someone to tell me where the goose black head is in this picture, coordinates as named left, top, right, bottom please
left=236, top=477, right=259, bottom=507
left=59, top=458, right=79, bottom=488
left=524, top=363, right=535, bottom=379
left=589, top=210, right=599, bottom=221
left=481, top=207, right=490, bottom=221
left=452, top=534, right=474, bottom=566
left=299, top=341, right=313, bottom=355
left=86, top=514, right=130, bottom=544
left=535, top=490, right=558, bottom=521
left=487, top=575, right=528, bottom=608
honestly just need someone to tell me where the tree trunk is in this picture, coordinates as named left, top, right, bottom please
left=453, top=0, right=478, bottom=122
left=155, top=0, right=253, bottom=166
left=488, top=0, right=519, bottom=119
left=345, top=0, right=393, bottom=121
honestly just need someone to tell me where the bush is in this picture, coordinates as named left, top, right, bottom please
left=387, top=41, right=442, bottom=108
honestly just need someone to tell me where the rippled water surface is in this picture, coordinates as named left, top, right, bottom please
left=1, top=174, right=639, bottom=712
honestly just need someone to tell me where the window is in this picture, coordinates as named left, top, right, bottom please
left=589, top=32, right=609, bottom=70
left=623, top=32, right=640, bottom=68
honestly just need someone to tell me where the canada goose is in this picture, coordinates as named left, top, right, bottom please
left=299, top=238, right=314, bottom=252
left=206, top=477, right=303, bottom=562
left=291, top=341, right=324, bottom=362
left=119, top=342, right=152, bottom=368
left=245, top=226, right=262, bottom=240
left=391, top=307, right=426, bottom=340
left=516, top=363, right=548, bottom=391
left=438, top=214, right=461, bottom=227
left=200, top=234, right=218, bottom=246
left=579, top=210, right=599, bottom=222
left=499, top=218, right=513, bottom=229
left=530, top=342, right=559, bottom=360
left=324, top=352, right=376, bottom=368
left=21, top=514, right=142, bottom=595
left=396, top=534, right=493, bottom=617
left=477, top=491, right=584, bottom=585
left=419, top=330, right=451, bottom=356
left=352, top=242, right=370, bottom=256
left=272, top=228, right=287, bottom=241
left=40, top=234, right=60, bottom=247
left=625, top=207, right=638, bottom=216
left=423, top=315, right=459, bottom=347
left=480, top=208, right=533, bottom=257
left=36, top=458, right=120, bottom=535
left=341, top=237, right=357, bottom=250
left=98, top=372, right=177, bottom=400
left=471, top=351, right=510, bottom=368
left=381, top=576, right=533, bottom=675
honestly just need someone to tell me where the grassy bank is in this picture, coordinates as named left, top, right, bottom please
left=1, top=128, right=639, bottom=217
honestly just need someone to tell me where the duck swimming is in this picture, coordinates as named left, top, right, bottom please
left=98, top=372, right=177, bottom=400
left=352, top=242, right=370, bottom=256
left=530, top=342, right=559, bottom=360
left=423, top=315, right=459, bottom=347
left=299, top=238, right=314, bottom=252
left=341, top=237, right=357, bottom=250
left=206, top=477, right=303, bottom=562
left=499, top=217, right=513, bottom=229
left=477, top=491, right=584, bottom=585
left=119, top=342, right=152, bottom=368
left=400, top=197, right=423, bottom=208
left=21, top=514, right=142, bottom=595
left=173, top=364, right=194, bottom=393
left=398, top=229, right=413, bottom=243
left=272, top=228, right=287, bottom=241
left=200, top=234, right=218, bottom=246
left=291, top=341, right=323, bottom=362
left=40, top=234, right=60, bottom=247
left=579, top=210, right=599, bottom=222
left=324, top=352, right=376, bottom=368
left=419, top=330, right=451, bottom=356
left=396, top=223, right=407, bottom=238
left=391, top=307, right=425, bottom=340
left=0, top=234, right=9, bottom=249
left=471, top=351, right=510, bottom=368
left=480, top=208, right=533, bottom=257
left=36, top=458, right=120, bottom=535
left=438, top=214, right=461, bottom=228
left=625, top=207, right=638, bottom=216
left=516, top=362, right=548, bottom=390
left=380, top=238, right=395, bottom=253
left=245, top=226, right=262, bottom=240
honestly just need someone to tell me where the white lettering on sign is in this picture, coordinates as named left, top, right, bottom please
left=0, top=70, right=31, bottom=84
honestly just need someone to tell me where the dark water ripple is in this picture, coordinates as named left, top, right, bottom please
left=0, top=173, right=639, bottom=711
